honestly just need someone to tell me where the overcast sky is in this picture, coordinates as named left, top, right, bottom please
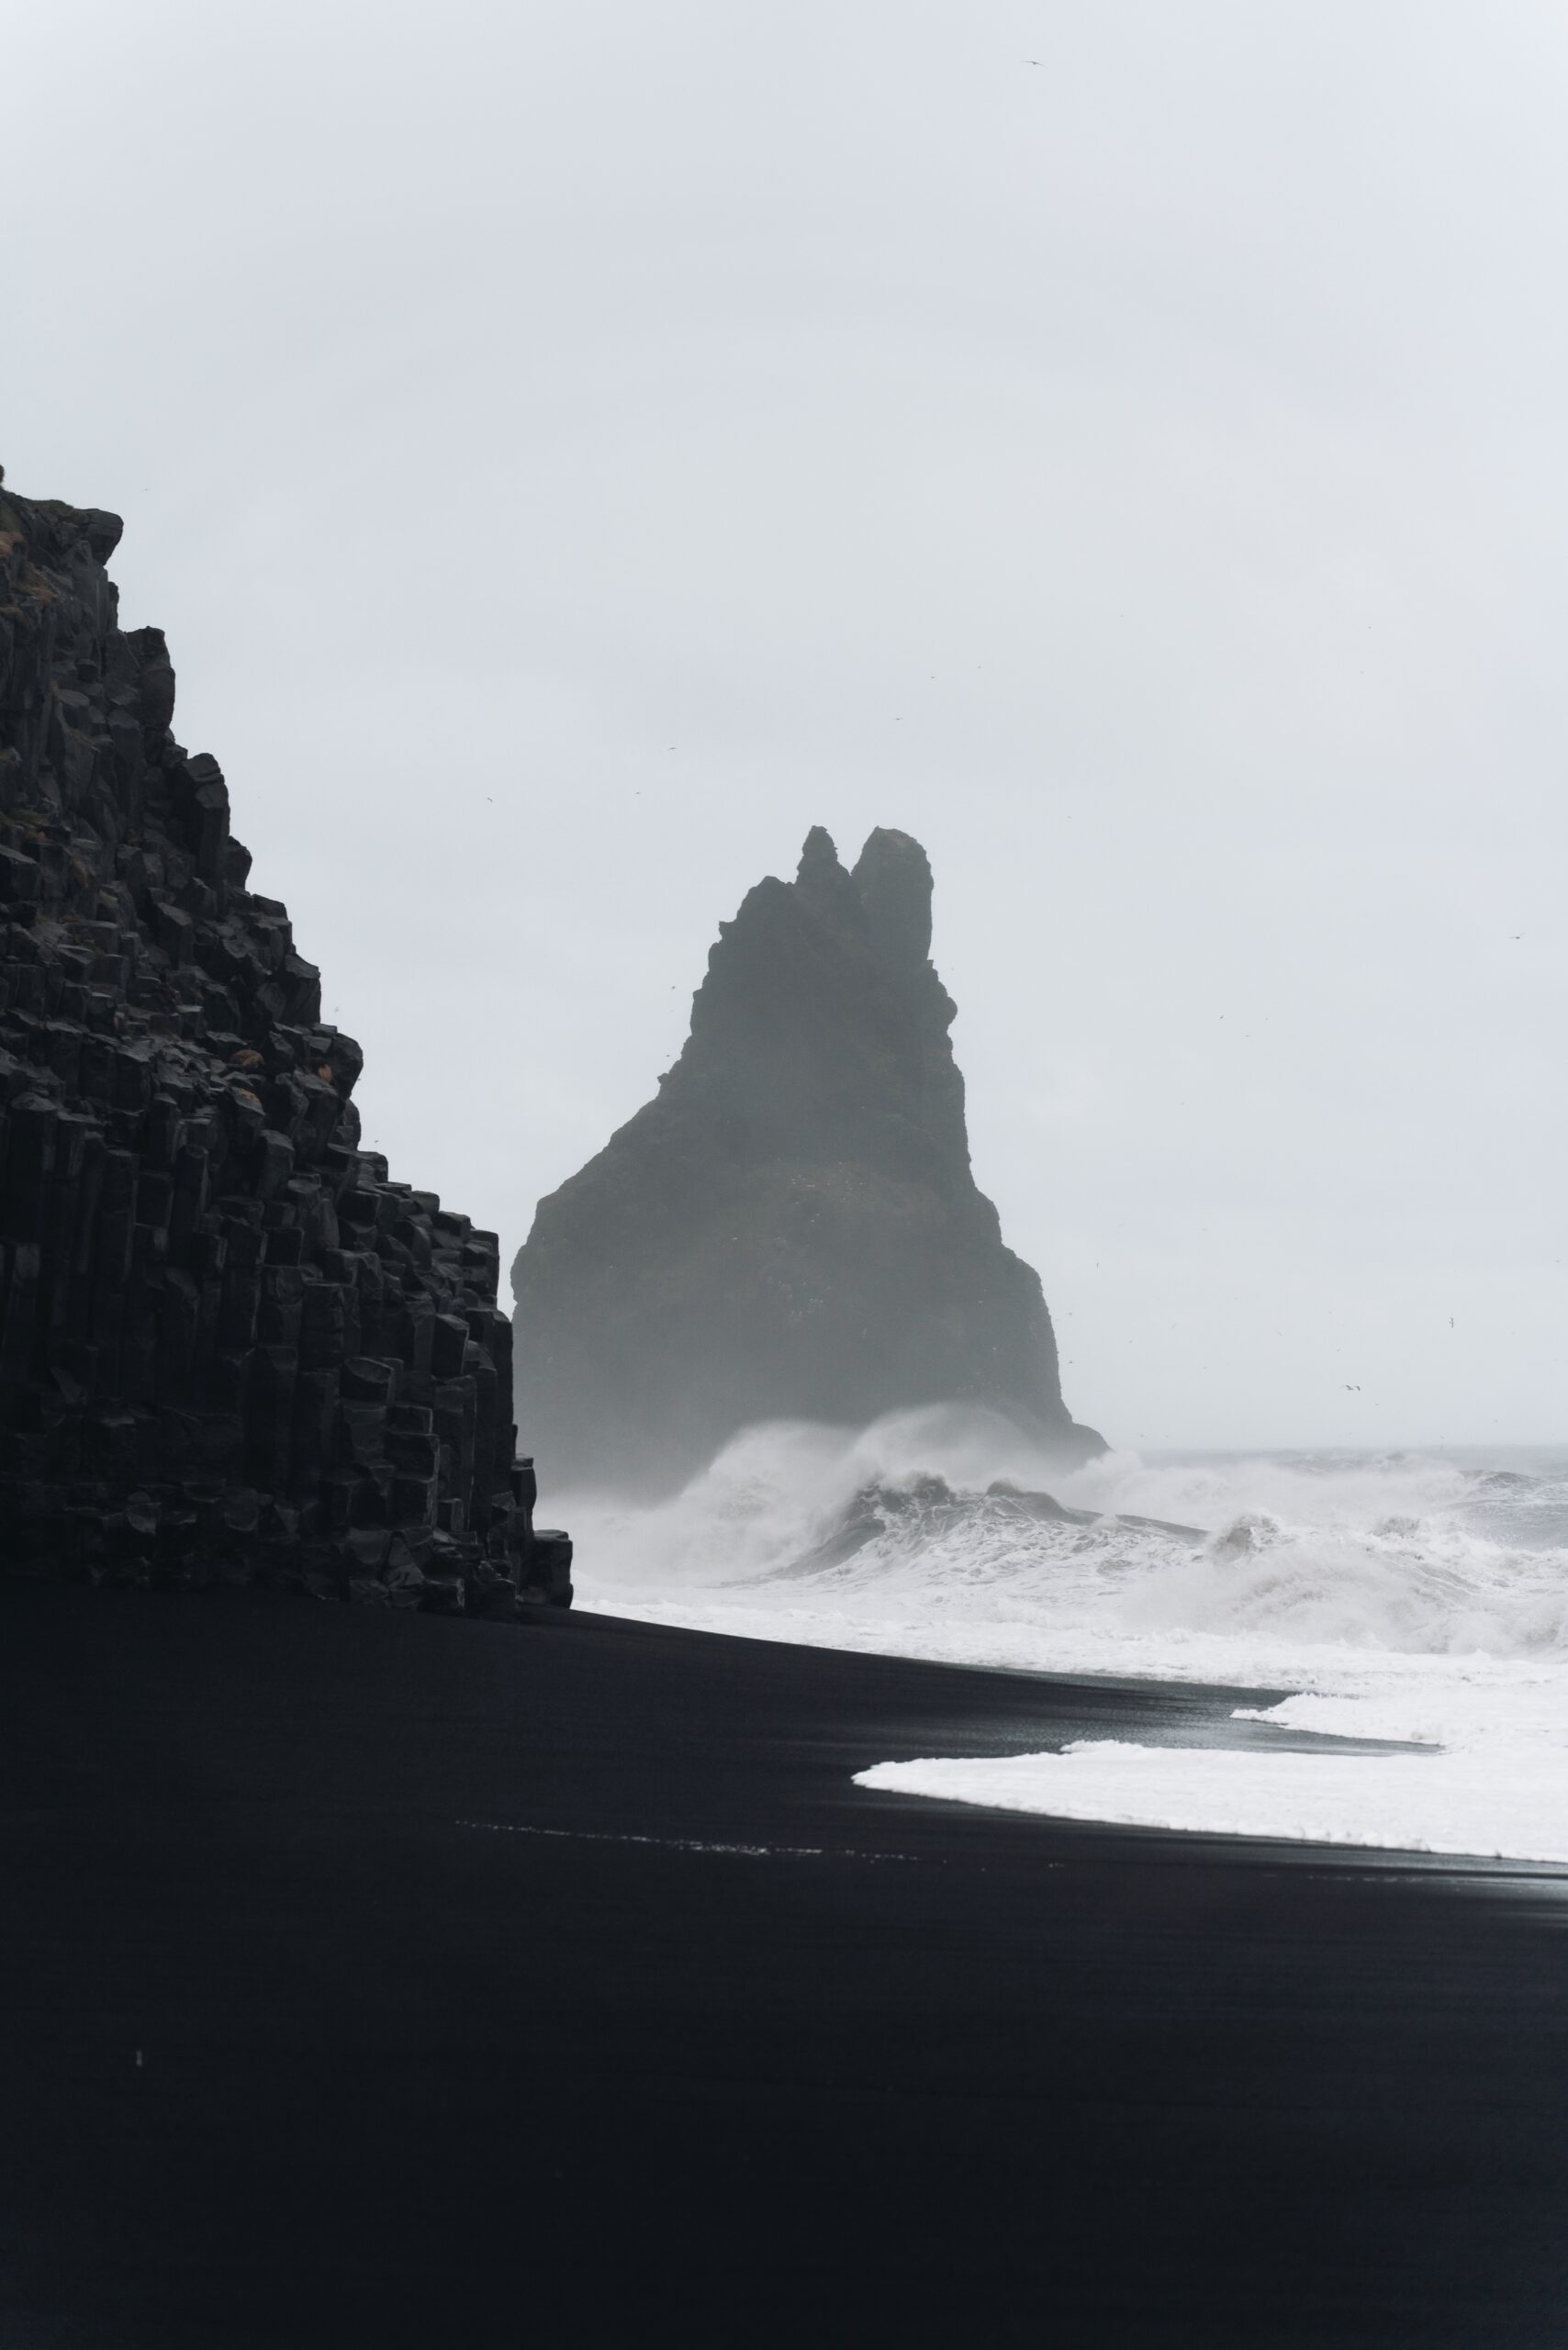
left=6, top=0, right=1566, bottom=1448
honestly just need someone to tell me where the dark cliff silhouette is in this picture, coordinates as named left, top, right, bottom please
left=0, top=476, right=568, bottom=1608
left=511, top=824, right=1104, bottom=1493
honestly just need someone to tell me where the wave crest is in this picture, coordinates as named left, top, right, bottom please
left=563, top=1408, right=1568, bottom=1679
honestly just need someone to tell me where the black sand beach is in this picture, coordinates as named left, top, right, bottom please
left=4, top=1584, right=1567, bottom=2349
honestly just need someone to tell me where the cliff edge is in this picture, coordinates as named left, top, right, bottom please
left=511, top=825, right=1104, bottom=1493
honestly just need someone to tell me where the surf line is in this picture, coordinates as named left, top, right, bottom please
left=456, top=1818, right=928, bottom=1863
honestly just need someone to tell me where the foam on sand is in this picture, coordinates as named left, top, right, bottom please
left=856, top=1697, right=1568, bottom=1864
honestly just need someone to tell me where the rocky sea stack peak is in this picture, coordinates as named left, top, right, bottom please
left=511, top=824, right=1104, bottom=1494
left=0, top=479, right=569, bottom=1609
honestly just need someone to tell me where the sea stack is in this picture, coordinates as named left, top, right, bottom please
left=0, top=479, right=569, bottom=1609
left=511, top=824, right=1104, bottom=1493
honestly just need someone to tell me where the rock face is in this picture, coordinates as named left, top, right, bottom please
left=511, top=825, right=1103, bottom=1494
left=0, top=478, right=570, bottom=1609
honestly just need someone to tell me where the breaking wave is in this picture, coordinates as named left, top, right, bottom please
left=566, top=1407, right=1568, bottom=1675
left=566, top=1409, right=1568, bottom=1863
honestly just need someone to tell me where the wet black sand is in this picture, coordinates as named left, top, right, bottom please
left=4, top=1583, right=1567, bottom=2349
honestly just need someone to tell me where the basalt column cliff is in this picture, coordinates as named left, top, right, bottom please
left=0, top=478, right=569, bottom=1609
left=512, top=825, right=1104, bottom=1493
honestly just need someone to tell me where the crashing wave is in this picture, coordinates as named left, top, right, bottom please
left=767, top=1473, right=1204, bottom=1581
left=562, top=1412, right=1568, bottom=1673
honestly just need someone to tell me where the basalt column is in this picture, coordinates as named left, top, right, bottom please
left=0, top=476, right=569, bottom=1610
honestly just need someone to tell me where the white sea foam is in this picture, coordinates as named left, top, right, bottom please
left=564, top=1411, right=1568, bottom=1863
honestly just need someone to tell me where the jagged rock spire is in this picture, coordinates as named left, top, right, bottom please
left=511, top=827, right=1103, bottom=1494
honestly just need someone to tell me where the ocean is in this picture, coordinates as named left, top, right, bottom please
left=565, top=1407, right=1568, bottom=1863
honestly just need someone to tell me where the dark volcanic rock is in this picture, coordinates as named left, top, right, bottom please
left=0, top=476, right=569, bottom=1608
left=511, top=824, right=1103, bottom=1494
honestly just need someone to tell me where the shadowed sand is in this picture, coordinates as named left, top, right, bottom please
left=4, top=1583, right=1567, bottom=2348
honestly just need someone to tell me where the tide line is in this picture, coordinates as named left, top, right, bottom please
left=455, top=1818, right=936, bottom=1863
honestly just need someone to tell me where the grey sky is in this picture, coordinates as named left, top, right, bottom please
left=6, top=0, right=1565, bottom=1447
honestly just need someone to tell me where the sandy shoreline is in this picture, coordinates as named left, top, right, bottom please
left=4, top=1582, right=1566, bottom=2347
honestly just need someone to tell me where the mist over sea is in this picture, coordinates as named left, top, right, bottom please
left=566, top=1415, right=1568, bottom=1863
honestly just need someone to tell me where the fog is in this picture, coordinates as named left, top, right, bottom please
left=5, top=0, right=1565, bottom=1447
